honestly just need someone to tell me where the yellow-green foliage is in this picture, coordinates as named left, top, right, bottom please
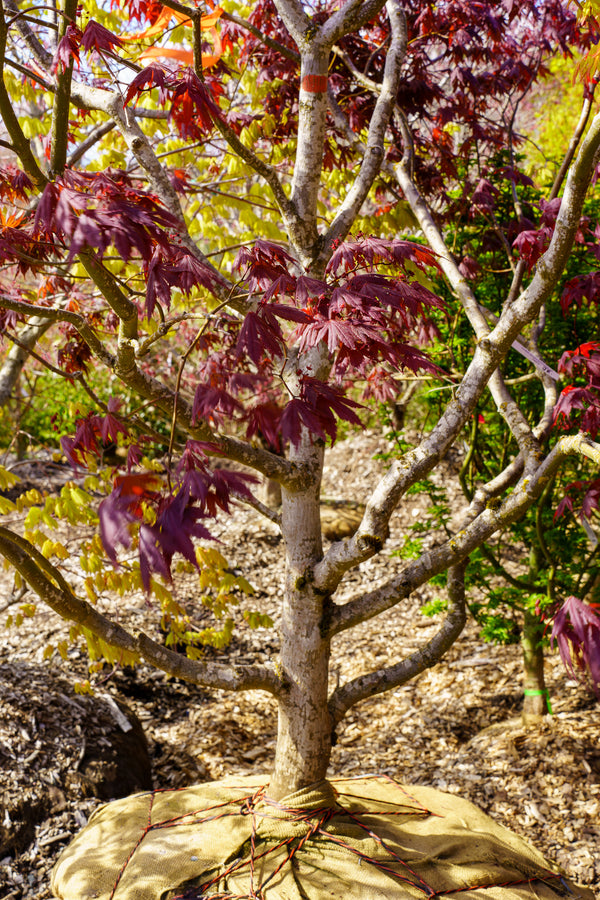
left=525, top=54, right=592, bottom=186
left=0, top=465, right=20, bottom=493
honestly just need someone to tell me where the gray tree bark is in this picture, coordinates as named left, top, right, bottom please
left=0, top=318, right=51, bottom=407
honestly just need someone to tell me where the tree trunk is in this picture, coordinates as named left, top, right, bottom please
left=268, top=433, right=333, bottom=801
left=521, top=608, right=548, bottom=724
left=521, top=544, right=549, bottom=725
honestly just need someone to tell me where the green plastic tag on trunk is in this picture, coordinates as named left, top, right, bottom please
left=523, top=688, right=553, bottom=715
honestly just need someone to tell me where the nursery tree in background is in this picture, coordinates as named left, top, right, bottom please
left=409, top=142, right=600, bottom=723
left=0, top=0, right=600, bottom=821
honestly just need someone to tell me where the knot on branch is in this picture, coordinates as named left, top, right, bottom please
left=356, top=533, right=384, bottom=553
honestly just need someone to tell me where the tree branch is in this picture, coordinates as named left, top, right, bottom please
left=312, top=107, right=600, bottom=589
left=0, top=317, right=52, bottom=406
left=5, top=56, right=52, bottom=90
left=138, top=8, right=302, bottom=251
left=3, top=0, right=53, bottom=71
left=222, top=11, right=300, bottom=63
left=318, top=0, right=407, bottom=265
left=327, top=433, right=600, bottom=635
left=487, top=369, right=541, bottom=467
left=394, top=157, right=489, bottom=338
left=101, top=98, right=245, bottom=307
left=232, top=489, right=282, bottom=526
left=0, top=5, right=47, bottom=186
left=509, top=108, right=600, bottom=322
left=328, top=560, right=467, bottom=725
left=549, top=90, right=595, bottom=202
left=49, top=0, right=77, bottom=176
left=0, top=295, right=299, bottom=487
left=453, top=453, right=524, bottom=531
left=210, top=115, right=302, bottom=254
left=0, top=294, right=114, bottom=366
left=272, top=0, right=310, bottom=46
left=320, top=0, right=388, bottom=48
left=0, top=525, right=283, bottom=695
left=78, top=252, right=138, bottom=340
left=67, top=120, right=116, bottom=167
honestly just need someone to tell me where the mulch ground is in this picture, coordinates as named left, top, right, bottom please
left=0, top=431, right=598, bottom=899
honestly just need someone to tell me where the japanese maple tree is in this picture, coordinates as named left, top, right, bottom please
left=0, top=0, right=599, bottom=816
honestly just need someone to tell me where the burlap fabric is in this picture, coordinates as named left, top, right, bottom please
left=51, top=775, right=593, bottom=899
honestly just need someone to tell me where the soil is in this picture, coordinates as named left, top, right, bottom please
left=0, top=431, right=599, bottom=900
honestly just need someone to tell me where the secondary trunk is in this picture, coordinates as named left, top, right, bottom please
left=521, top=608, right=548, bottom=724
left=521, top=546, right=549, bottom=725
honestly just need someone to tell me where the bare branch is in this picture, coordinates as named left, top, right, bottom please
left=0, top=584, right=27, bottom=616
left=215, top=434, right=300, bottom=488
left=0, top=317, right=52, bottom=405
left=210, top=116, right=302, bottom=252
left=529, top=307, right=559, bottom=443
left=5, top=56, right=52, bottom=90
left=3, top=0, right=53, bottom=70
left=49, top=0, right=77, bottom=176
left=327, top=433, right=600, bottom=635
left=155, top=0, right=194, bottom=16
left=328, top=560, right=467, bottom=724
left=394, top=159, right=489, bottom=338
left=549, top=91, right=595, bottom=202
left=320, top=0, right=388, bottom=48
left=232, top=490, right=282, bottom=526
left=222, top=11, right=300, bottom=62
left=0, top=526, right=283, bottom=695
left=318, top=0, right=407, bottom=264
left=272, top=0, right=310, bottom=46
left=487, top=369, right=541, bottom=467
left=0, top=294, right=114, bottom=366
left=68, top=121, right=116, bottom=167
left=0, top=6, right=46, bottom=186
left=453, top=454, right=524, bottom=531
left=78, top=251, right=137, bottom=333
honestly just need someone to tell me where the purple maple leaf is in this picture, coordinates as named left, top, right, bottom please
left=52, top=25, right=82, bottom=74
left=81, top=20, right=123, bottom=57
left=124, top=63, right=170, bottom=106
left=169, top=68, right=222, bottom=139
left=551, top=596, right=600, bottom=695
left=236, top=310, right=284, bottom=365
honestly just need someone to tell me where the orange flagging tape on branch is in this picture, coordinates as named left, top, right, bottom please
left=301, top=74, right=328, bottom=93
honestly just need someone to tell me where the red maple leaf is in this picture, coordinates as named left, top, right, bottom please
left=52, top=24, right=82, bottom=74
left=551, top=596, right=600, bottom=694
left=81, top=20, right=124, bottom=56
